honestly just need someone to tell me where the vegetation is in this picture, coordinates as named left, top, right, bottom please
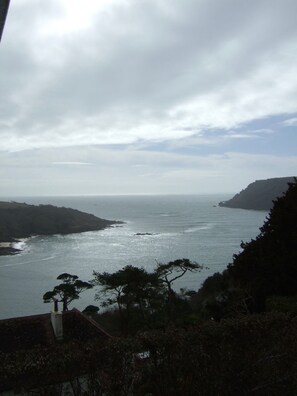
left=18, top=178, right=297, bottom=394
left=61, top=179, right=297, bottom=332
left=3, top=313, right=297, bottom=395
left=93, top=259, right=202, bottom=334
left=71, top=178, right=297, bottom=395
left=219, top=176, right=295, bottom=210
left=43, top=273, right=93, bottom=312
left=196, top=178, right=297, bottom=318
left=155, top=258, right=203, bottom=322
left=0, top=201, right=122, bottom=242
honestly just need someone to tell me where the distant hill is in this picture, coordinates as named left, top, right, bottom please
left=0, top=201, right=122, bottom=244
left=219, top=177, right=296, bottom=210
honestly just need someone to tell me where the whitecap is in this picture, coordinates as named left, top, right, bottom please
left=12, top=239, right=28, bottom=251
left=184, top=224, right=214, bottom=233
left=41, top=256, right=56, bottom=261
left=159, top=212, right=178, bottom=217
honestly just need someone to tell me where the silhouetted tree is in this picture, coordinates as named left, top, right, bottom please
left=155, top=258, right=204, bottom=321
left=93, top=266, right=159, bottom=333
left=228, top=179, right=297, bottom=310
left=43, top=273, right=93, bottom=312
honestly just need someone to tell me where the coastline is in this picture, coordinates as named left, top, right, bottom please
left=0, top=241, right=22, bottom=256
left=0, top=201, right=125, bottom=257
left=0, top=222, right=123, bottom=256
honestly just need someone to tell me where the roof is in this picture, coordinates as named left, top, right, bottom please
left=0, top=309, right=111, bottom=392
left=0, top=312, right=55, bottom=353
left=0, top=308, right=110, bottom=353
left=0, top=0, right=10, bottom=42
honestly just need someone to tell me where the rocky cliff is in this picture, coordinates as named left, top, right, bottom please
left=219, top=177, right=295, bottom=210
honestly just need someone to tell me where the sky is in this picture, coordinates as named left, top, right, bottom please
left=0, top=0, right=297, bottom=196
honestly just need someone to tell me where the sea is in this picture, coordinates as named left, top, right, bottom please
left=0, top=195, right=267, bottom=320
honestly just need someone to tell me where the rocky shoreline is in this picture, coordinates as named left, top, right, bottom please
left=218, top=177, right=295, bottom=211
left=0, top=242, right=21, bottom=256
left=0, top=201, right=124, bottom=256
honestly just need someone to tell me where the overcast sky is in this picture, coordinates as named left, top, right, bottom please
left=0, top=0, right=296, bottom=196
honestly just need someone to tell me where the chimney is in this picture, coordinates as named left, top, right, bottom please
left=51, top=300, right=63, bottom=340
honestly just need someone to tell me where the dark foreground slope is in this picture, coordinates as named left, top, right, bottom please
left=0, top=201, right=122, bottom=243
left=197, top=179, right=297, bottom=317
left=219, top=176, right=295, bottom=210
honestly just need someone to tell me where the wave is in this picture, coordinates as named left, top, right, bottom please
left=0, top=253, right=56, bottom=269
left=158, top=212, right=178, bottom=217
left=41, top=256, right=56, bottom=261
left=0, top=259, right=37, bottom=268
left=11, top=239, right=29, bottom=251
left=183, top=224, right=214, bottom=233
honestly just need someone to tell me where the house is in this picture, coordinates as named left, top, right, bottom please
left=0, top=307, right=111, bottom=395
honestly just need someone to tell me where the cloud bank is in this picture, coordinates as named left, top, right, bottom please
left=0, top=0, right=296, bottom=194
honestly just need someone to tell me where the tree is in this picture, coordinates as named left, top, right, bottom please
left=83, top=305, right=100, bottom=316
left=93, top=260, right=205, bottom=331
left=93, top=265, right=160, bottom=333
left=155, top=258, right=204, bottom=322
left=196, top=179, right=297, bottom=316
left=43, top=273, right=93, bottom=312
left=228, top=179, right=297, bottom=310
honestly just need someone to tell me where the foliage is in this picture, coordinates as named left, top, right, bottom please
left=130, top=313, right=297, bottom=395
left=83, top=305, right=100, bottom=315
left=155, top=258, right=203, bottom=289
left=154, top=258, right=203, bottom=322
left=3, top=313, right=297, bottom=395
left=43, top=273, right=93, bottom=312
left=229, top=179, right=297, bottom=307
left=93, top=260, right=203, bottom=332
left=196, top=179, right=297, bottom=317
left=93, top=265, right=161, bottom=333
left=0, top=201, right=120, bottom=241
left=5, top=181, right=297, bottom=394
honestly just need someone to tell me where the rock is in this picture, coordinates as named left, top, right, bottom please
left=219, top=177, right=296, bottom=210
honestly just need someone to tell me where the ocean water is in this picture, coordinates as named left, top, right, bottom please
left=0, top=195, right=267, bottom=319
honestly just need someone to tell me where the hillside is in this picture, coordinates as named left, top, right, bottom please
left=219, top=176, right=295, bottom=210
left=196, top=178, right=297, bottom=318
left=0, top=201, right=122, bottom=248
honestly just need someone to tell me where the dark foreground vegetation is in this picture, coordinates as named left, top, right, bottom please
left=200, top=178, right=297, bottom=318
left=2, top=179, right=297, bottom=395
left=2, top=312, right=297, bottom=395
left=0, top=201, right=122, bottom=254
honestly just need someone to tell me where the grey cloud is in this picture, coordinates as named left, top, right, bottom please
left=1, top=0, right=297, bottom=151
left=46, top=0, right=296, bottom=109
